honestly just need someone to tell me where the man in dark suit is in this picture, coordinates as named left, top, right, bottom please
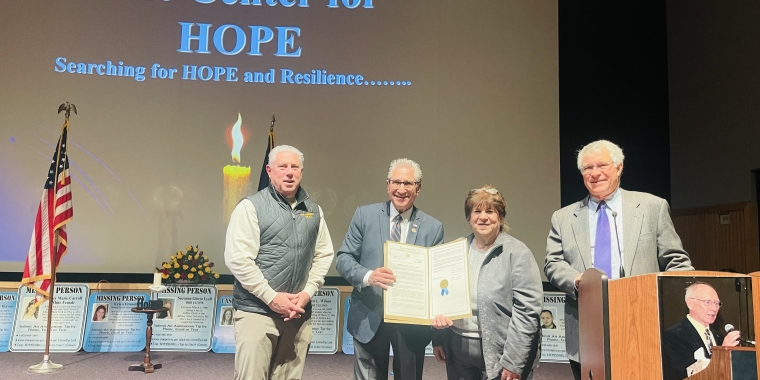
left=544, top=140, right=694, bottom=380
left=663, top=282, right=741, bottom=379
left=336, top=158, right=444, bottom=380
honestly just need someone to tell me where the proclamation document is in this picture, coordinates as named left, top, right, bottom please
left=429, top=239, right=471, bottom=319
left=384, top=243, right=429, bottom=323
left=384, top=239, right=472, bottom=325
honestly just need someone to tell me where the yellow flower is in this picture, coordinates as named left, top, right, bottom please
left=193, top=246, right=198, bottom=253
left=162, top=273, right=169, bottom=279
left=177, top=253, right=183, bottom=259
left=176, top=250, right=182, bottom=255
left=198, top=265, right=203, bottom=269
left=191, top=267, right=197, bottom=272
left=188, top=255, right=194, bottom=261
left=162, top=263, right=170, bottom=269
left=170, top=255, right=176, bottom=261
left=213, top=273, right=220, bottom=279
left=185, top=245, right=192, bottom=250
left=174, top=273, right=180, bottom=279
left=203, top=262, right=209, bottom=267
left=182, top=265, right=189, bottom=270
left=174, top=263, right=179, bottom=269
left=205, top=267, right=211, bottom=273
left=188, top=273, right=194, bottom=279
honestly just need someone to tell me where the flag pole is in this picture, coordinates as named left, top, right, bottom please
left=257, top=114, right=277, bottom=192
left=270, top=113, right=276, bottom=148
left=28, top=103, right=75, bottom=373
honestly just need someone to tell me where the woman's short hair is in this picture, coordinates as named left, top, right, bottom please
left=576, top=140, right=625, bottom=172
left=464, top=185, right=509, bottom=232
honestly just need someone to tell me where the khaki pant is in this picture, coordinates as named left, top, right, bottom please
left=233, top=309, right=312, bottom=380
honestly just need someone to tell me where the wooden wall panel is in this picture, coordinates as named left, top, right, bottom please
left=673, top=202, right=760, bottom=273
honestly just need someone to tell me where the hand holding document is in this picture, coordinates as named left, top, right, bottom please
left=368, top=267, right=396, bottom=289
left=383, top=238, right=472, bottom=325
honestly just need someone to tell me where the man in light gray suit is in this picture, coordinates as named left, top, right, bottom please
left=336, top=158, right=444, bottom=380
left=544, top=140, right=694, bottom=380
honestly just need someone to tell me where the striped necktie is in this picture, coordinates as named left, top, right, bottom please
left=704, top=329, right=713, bottom=355
left=391, top=214, right=402, bottom=242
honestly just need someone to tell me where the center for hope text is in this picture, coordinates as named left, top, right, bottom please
left=179, top=0, right=376, bottom=57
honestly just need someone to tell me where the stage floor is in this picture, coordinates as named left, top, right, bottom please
left=0, top=351, right=573, bottom=379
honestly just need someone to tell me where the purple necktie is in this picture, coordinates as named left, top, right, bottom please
left=594, top=201, right=612, bottom=277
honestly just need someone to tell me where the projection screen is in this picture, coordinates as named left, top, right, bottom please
left=0, top=1, right=559, bottom=277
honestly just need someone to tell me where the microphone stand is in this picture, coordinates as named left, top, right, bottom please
left=612, top=211, right=625, bottom=278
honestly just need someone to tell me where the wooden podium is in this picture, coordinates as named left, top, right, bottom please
left=687, top=347, right=756, bottom=380
left=578, top=270, right=758, bottom=380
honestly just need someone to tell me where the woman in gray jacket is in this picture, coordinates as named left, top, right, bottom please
left=432, top=185, right=543, bottom=380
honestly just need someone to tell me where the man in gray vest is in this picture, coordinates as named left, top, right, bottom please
left=224, top=145, right=334, bottom=380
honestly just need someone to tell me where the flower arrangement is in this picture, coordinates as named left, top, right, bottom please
left=157, top=245, right=220, bottom=284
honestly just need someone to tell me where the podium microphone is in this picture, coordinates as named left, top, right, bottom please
left=612, top=211, right=624, bottom=278
left=724, top=324, right=756, bottom=345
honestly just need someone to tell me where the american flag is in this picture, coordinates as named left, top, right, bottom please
left=21, top=124, right=73, bottom=303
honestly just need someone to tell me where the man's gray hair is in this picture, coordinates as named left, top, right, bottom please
left=576, top=140, right=625, bottom=172
left=684, top=282, right=716, bottom=302
left=268, top=145, right=304, bottom=168
left=387, top=158, right=423, bottom=182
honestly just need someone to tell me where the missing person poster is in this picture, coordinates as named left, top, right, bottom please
left=0, top=292, right=17, bottom=352
left=10, top=283, right=89, bottom=352
left=308, top=287, right=340, bottom=354
left=211, top=295, right=234, bottom=354
left=82, top=292, right=151, bottom=352
left=540, top=291, right=568, bottom=363
left=341, top=296, right=354, bottom=354
left=151, top=284, right=217, bottom=352
left=213, top=288, right=342, bottom=354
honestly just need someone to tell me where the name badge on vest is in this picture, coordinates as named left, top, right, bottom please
left=301, top=212, right=314, bottom=218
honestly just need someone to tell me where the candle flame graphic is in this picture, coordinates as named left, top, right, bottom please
left=231, top=113, right=244, bottom=164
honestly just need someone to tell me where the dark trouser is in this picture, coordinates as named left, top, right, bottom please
left=353, top=322, right=431, bottom=380
left=441, top=329, right=487, bottom=380
left=441, top=329, right=534, bottom=380
left=570, top=359, right=581, bottom=380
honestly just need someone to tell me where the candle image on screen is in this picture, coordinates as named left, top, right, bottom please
left=222, top=114, right=251, bottom=224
